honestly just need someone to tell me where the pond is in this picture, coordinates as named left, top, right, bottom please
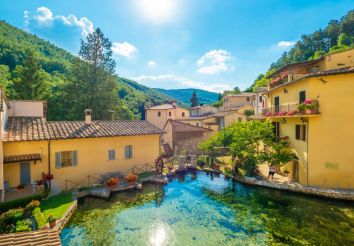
left=60, top=171, right=354, bottom=245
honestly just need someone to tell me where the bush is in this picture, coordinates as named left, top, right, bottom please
left=0, top=191, right=48, bottom=213
left=33, top=207, right=46, bottom=229
left=15, top=219, right=32, bottom=232
left=244, top=109, right=255, bottom=116
left=0, top=208, right=24, bottom=233
left=23, top=200, right=40, bottom=218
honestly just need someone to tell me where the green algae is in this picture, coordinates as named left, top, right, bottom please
left=202, top=185, right=354, bottom=245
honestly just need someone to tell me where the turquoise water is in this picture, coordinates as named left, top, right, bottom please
left=60, top=171, right=354, bottom=245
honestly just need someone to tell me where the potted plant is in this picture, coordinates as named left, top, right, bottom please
left=47, top=215, right=57, bottom=228
left=305, top=100, right=319, bottom=114
left=297, top=103, right=306, bottom=114
left=212, top=163, right=221, bottom=171
left=125, top=174, right=138, bottom=184
left=43, top=173, right=54, bottom=181
left=106, top=177, right=119, bottom=186
left=36, top=179, right=44, bottom=186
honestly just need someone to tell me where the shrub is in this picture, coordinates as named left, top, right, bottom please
left=244, top=109, right=255, bottom=116
left=0, top=208, right=24, bottom=233
left=33, top=207, right=46, bottom=229
left=15, top=219, right=32, bottom=232
left=23, top=200, right=40, bottom=218
left=197, top=155, right=207, bottom=167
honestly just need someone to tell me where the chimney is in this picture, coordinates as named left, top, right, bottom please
left=85, top=109, right=92, bottom=124
left=171, top=101, right=177, bottom=108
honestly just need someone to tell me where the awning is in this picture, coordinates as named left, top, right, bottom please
left=3, top=153, right=42, bottom=164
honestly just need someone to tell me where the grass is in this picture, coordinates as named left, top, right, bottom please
left=40, top=193, right=74, bottom=219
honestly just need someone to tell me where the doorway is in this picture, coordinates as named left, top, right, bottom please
left=20, top=161, right=31, bottom=185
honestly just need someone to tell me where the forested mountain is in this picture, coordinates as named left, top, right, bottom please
left=250, top=9, right=354, bottom=90
left=0, top=21, right=173, bottom=120
left=156, top=88, right=219, bottom=106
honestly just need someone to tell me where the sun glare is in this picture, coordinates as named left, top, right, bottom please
left=136, top=0, right=178, bottom=23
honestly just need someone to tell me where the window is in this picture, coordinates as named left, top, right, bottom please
left=157, top=111, right=161, bottom=117
left=125, top=145, right=133, bottom=159
left=182, top=112, right=185, bottom=117
left=108, top=149, right=115, bottom=160
left=168, top=112, right=172, bottom=117
left=299, top=91, right=306, bottom=104
left=259, top=96, right=263, bottom=103
left=295, top=125, right=306, bottom=141
left=272, top=122, right=280, bottom=141
left=247, top=97, right=250, bottom=102
left=55, top=151, right=78, bottom=168
left=274, top=96, right=280, bottom=112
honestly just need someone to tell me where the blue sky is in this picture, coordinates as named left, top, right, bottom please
left=1, top=0, right=354, bottom=92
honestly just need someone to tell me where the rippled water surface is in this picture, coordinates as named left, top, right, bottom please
left=60, top=171, right=354, bottom=245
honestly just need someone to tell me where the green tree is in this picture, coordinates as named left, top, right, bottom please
left=64, top=28, right=130, bottom=120
left=12, top=50, right=51, bottom=100
left=338, top=33, right=351, bottom=46
left=233, top=86, right=241, bottom=94
left=190, top=90, right=199, bottom=107
left=0, top=64, right=13, bottom=97
left=200, top=121, right=275, bottom=176
left=259, top=140, right=294, bottom=167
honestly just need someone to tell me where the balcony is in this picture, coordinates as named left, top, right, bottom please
left=261, top=100, right=320, bottom=118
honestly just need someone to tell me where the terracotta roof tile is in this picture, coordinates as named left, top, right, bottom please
left=3, top=117, right=164, bottom=142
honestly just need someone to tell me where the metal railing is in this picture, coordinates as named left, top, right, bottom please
left=1, top=184, right=44, bottom=203
left=262, top=103, right=298, bottom=116
left=65, top=162, right=156, bottom=191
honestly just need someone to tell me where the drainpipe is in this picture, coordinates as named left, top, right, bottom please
left=306, top=120, right=309, bottom=186
left=48, top=140, right=51, bottom=190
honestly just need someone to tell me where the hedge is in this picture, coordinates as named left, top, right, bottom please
left=0, top=190, right=48, bottom=213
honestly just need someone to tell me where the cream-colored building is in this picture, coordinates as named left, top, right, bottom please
left=222, top=93, right=255, bottom=111
left=0, top=98, right=163, bottom=201
left=189, top=105, right=217, bottom=117
left=145, top=102, right=189, bottom=129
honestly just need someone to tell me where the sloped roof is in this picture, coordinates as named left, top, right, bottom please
left=164, top=119, right=212, bottom=133
left=147, top=104, right=175, bottom=110
left=3, top=117, right=164, bottom=142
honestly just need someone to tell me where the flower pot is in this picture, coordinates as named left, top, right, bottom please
left=49, top=221, right=56, bottom=229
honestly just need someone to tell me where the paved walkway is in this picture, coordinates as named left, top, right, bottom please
left=258, top=164, right=292, bottom=183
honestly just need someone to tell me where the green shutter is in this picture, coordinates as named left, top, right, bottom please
left=55, top=152, right=61, bottom=169
left=129, top=146, right=133, bottom=158
left=72, top=151, right=78, bottom=166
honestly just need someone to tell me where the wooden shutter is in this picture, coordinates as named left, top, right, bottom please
left=55, top=152, right=61, bottom=169
left=295, top=125, right=300, bottom=140
left=299, top=91, right=306, bottom=103
left=72, top=151, right=78, bottom=166
left=302, top=125, right=306, bottom=141
left=125, top=145, right=130, bottom=159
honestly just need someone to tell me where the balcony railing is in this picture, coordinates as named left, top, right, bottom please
left=261, top=100, right=320, bottom=117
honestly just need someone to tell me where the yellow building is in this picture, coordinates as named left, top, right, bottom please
left=261, top=48, right=354, bottom=189
left=145, top=102, right=189, bottom=129
left=0, top=99, right=163, bottom=199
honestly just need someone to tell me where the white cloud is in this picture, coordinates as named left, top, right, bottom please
left=131, top=74, right=231, bottom=92
left=147, top=60, right=157, bottom=66
left=277, top=41, right=296, bottom=47
left=197, top=49, right=233, bottom=74
left=25, top=6, right=94, bottom=36
left=112, top=42, right=138, bottom=57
